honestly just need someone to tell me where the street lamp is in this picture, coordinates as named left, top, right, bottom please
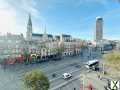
left=88, top=45, right=92, bottom=60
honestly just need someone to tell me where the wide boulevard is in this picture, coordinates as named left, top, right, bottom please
left=0, top=50, right=101, bottom=90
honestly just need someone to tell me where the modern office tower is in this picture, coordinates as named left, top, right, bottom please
left=95, top=16, right=103, bottom=42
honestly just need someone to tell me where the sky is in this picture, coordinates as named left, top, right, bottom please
left=0, top=0, right=120, bottom=40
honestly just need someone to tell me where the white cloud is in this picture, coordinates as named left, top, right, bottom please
left=0, top=0, right=46, bottom=36
left=0, top=0, right=110, bottom=37
left=74, top=0, right=108, bottom=7
left=20, top=0, right=39, bottom=17
left=0, top=8, right=16, bottom=33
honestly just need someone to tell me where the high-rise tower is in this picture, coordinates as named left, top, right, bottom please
left=95, top=16, right=103, bottom=42
left=26, top=13, right=32, bottom=41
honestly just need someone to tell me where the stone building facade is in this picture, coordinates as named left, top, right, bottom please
left=0, top=14, right=88, bottom=60
left=0, top=33, right=25, bottom=59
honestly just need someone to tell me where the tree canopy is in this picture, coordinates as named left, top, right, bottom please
left=23, top=69, right=50, bottom=90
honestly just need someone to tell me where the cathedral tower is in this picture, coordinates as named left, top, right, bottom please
left=26, top=13, right=32, bottom=41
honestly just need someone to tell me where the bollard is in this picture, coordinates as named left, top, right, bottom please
left=73, top=88, right=76, bottom=90
left=89, top=84, right=92, bottom=90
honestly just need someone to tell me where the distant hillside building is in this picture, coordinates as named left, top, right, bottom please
left=95, top=16, right=103, bottom=42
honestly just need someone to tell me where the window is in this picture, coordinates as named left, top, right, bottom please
left=16, top=40, right=19, bottom=43
left=8, top=40, right=12, bottom=43
left=0, top=40, right=3, bottom=42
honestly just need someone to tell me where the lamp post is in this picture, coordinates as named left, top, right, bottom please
left=102, top=63, right=105, bottom=74
left=88, top=45, right=92, bottom=60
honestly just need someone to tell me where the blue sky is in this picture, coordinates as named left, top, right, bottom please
left=0, top=0, right=120, bottom=40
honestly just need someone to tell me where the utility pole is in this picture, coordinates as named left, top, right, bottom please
left=89, top=45, right=92, bottom=60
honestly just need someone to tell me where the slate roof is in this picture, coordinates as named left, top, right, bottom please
left=32, top=33, right=43, bottom=37
left=62, top=34, right=71, bottom=37
left=32, top=33, right=53, bottom=38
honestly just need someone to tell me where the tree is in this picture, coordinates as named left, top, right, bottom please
left=23, top=49, right=30, bottom=64
left=56, top=41, right=64, bottom=57
left=23, top=69, right=50, bottom=90
left=73, top=44, right=77, bottom=56
left=80, top=44, right=88, bottom=54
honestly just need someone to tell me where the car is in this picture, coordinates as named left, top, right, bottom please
left=52, top=73, right=57, bottom=78
left=62, top=73, right=72, bottom=79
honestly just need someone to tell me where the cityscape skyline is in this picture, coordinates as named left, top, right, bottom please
left=0, top=1, right=120, bottom=90
left=0, top=0, right=120, bottom=40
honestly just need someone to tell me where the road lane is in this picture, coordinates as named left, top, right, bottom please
left=14, top=56, right=84, bottom=78
left=12, top=57, right=81, bottom=74
left=0, top=50, right=101, bottom=90
left=50, top=66, right=87, bottom=88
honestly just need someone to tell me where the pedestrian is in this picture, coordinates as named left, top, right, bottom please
left=98, top=74, right=100, bottom=79
left=73, top=87, right=76, bottom=90
left=98, top=74, right=102, bottom=80
left=88, top=56, right=89, bottom=58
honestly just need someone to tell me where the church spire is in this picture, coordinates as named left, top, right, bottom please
left=26, top=13, right=32, bottom=41
left=28, top=13, right=32, bottom=26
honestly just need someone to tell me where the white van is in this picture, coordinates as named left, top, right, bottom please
left=62, top=73, right=72, bottom=79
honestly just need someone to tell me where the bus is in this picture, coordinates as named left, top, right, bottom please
left=85, top=59, right=99, bottom=71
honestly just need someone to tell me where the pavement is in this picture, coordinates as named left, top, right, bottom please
left=80, top=71, right=107, bottom=90
left=0, top=50, right=102, bottom=90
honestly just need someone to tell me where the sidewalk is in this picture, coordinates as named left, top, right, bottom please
left=80, top=71, right=107, bottom=90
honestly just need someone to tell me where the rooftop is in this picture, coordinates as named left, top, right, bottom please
left=32, top=33, right=43, bottom=37
left=62, top=34, right=71, bottom=37
left=32, top=33, right=53, bottom=38
left=96, top=16, right=103, bottom=20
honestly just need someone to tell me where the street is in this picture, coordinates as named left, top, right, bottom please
left=0, top=50, right=101, bottom=90
left=0, top=1, right=118, bottom=90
